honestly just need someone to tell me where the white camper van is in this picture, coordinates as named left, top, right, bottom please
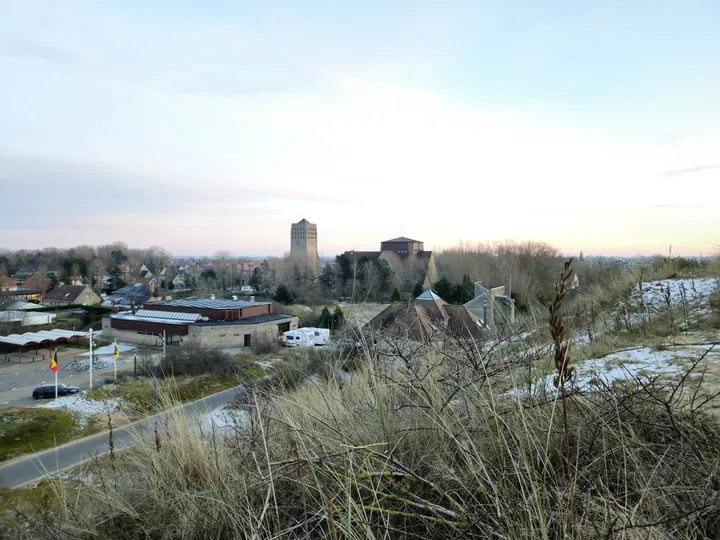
left=281, top=327, right=330, bottom=348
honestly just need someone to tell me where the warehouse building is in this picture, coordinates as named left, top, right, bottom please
left=102, top=298, right=298, bottom=349
left=0, top=310, right=57, bottom=327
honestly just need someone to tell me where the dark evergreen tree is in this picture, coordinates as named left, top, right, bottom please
left=412, top=282, right=424, bottom=298
left=432, top=277, right=454, bottom=301
left=390, top=287, right=400, bottom=302
left=273, top=284, right=293, bottom=304
left=249, top=267, right=262, bottom=290
left=332, top=306, right=345, bottom=328
left=319, top=307, right=333, bottom=328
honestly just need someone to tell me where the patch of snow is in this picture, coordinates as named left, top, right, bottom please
left=626, top=277, right=719, bottom=313
left=255, top=359, right=281, bottom=370
left=520, top=344, right=720, bottom=396
left=38, top=392, right=125, bottom=427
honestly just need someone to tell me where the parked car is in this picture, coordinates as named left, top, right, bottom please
left=32, top=384, right=80, bottom=399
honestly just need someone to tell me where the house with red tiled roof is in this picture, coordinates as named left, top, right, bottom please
left=19, top=272, right=50, bottom=292
left=0, top=275, right=17, bottom=292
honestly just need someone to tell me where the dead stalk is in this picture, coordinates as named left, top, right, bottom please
left=549, top=258, right=577, bottom=537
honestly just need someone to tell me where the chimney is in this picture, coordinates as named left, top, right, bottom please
left=209, top=293, right=216, bottom=300
left=131, top=295, right=136, bottom=315
left=250, top=296, right=255, bottom=303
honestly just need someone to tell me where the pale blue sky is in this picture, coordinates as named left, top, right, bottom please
left=1, top=0, right=718, bottom=256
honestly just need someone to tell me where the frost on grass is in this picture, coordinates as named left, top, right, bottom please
left=520, top=345, right=720, bottom=396
left=37, top=393, right=125, bottom=427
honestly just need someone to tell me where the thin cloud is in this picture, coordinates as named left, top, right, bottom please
left=660, top=165, right=718, bottom=178
left=650, top=202, right=720, bottom=209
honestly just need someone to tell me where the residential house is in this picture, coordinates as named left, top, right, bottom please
left=138, top=264, right=154, bottom=280
left=102, top=282, right=171, bottom=309
left=171, top=272, right=186, bottom=289
left=0, top=275, right=17, bottom=292
left=342, top=236, right=438, bottom=293
left=43, top=285, right=102, bottom=306
left=19, top=272, right=50, bottom=292
left=464, top=280, right=515, bottom=329
left=364, top=289, right=486, bottom=345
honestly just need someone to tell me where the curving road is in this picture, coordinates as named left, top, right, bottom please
left=0, top=384, right=245, bottom=489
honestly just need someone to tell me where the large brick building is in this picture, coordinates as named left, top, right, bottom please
left=342, top=236, right=438, bottom=293
left=290, top=218, right=319, bottom=275
left=102, top=298, right=298, bottom=349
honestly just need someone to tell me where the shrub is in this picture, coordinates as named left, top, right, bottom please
left=160, top=347, right=236, bottom=377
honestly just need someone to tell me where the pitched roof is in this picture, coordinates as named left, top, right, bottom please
left=383, top=236, right=421, bottom=243
left=0, top=298, right=42, bottom=310
left=0, top=275, right=17, bottom=287
left=415, top=289, right=440, bottom=300
left=44, top=285, right=89, bottom=302
left=20, top=273, right=49, bottom=291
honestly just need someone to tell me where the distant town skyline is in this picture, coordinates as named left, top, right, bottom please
left=1, top=2, right=718, bottom=256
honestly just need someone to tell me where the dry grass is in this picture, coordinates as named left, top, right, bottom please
left=3, top=334, right=719, bottom=539
left=3, top=260, right=720, bottom=539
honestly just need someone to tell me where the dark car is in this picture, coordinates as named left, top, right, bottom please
left=32, top=384, right=80, bottom=399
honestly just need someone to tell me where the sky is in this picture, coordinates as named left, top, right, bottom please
left=1, top=0, right=719, bottom=257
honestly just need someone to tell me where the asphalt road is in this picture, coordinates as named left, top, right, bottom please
left=0, top=384, right=244, bottom=489
left=0, top=353, right=137, bottom=408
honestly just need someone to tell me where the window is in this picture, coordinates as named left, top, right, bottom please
left=286, top=335, right=294, bottom=340
left=244, top=334, right=252, bottom=347
left=278, top=322, right=290, bottom=334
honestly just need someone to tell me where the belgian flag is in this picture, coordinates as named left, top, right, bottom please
left=49, top=351, right=59, bottom=373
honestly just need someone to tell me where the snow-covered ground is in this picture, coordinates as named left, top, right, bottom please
left=38, top=392, right=126, bottom=427
left=521, top=344, right=720, bottom=395
left=624, top=277, right=719, bottom=314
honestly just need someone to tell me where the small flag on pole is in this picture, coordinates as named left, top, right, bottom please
left=113, top=340, right=119, bottom=359
left=49, top=352, right=59, bottom=373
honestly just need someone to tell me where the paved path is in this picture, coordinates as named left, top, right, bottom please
left=0, top=385, right=244, bottom=489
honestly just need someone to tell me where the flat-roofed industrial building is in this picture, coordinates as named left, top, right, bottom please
left=102, top=299, right=298, bottom=349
